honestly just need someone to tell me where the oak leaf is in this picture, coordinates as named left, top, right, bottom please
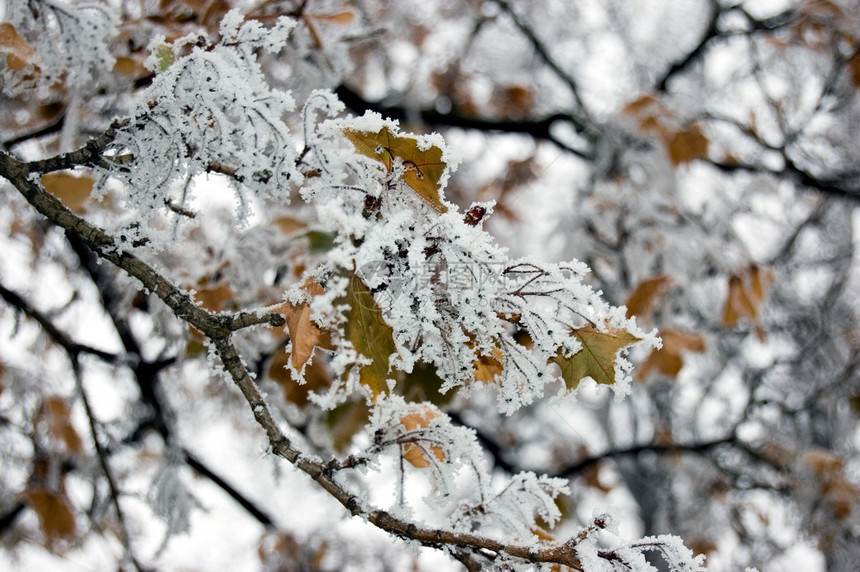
left=343, top=126, right=448, bottom=213
left=550, top=324, right=642, bottom=390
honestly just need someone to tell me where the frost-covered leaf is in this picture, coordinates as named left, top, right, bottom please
left=343, top=125, right=449, bottom=213
left=344, top=273, right=397, bottom=400
left=550, top=324, right=643, bottom=390
left=278, top=278, right=333, bottom=373
left=400, top=406, right=446, bottom=468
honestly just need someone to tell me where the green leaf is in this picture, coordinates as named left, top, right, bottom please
left=550, top=324, right=642, bottom=390
left=344, top=273, right=397, bottom=399
left=343, top=125, right=448, bottom=214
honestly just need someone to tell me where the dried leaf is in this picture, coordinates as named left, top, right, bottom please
left=0, top=23, right=35, bottom=70
left=276, top=278, right=332, bottom=372
left=307, top=11, right=356, bottom=25
left=849, top=55, right=860, bottom=89
left=267, top=346, right=332, bottom=407
left=550, top=324, right=642, bottom=390
left=272, top=215, right=308, bottom=235
left=400, top=407, right=445, bottom=468
left=193, top=281, right=233, bottom=312
left=722, top=266, right=772, bottom=327
left=344, top=273, right=397, bottom=399
left=343, top=126, right=448, bottom=213
left=22, top=489, right=76, bottom=540
left=665, top=124, right=709, bottom=166
left=473, top=345, right=504, bottom=383
left=40, top=396, right=84, bottom=454
left=625, top=275, right=672, bottom=321
left=40, top=173, right=95, bottom=214
left=636, top=329, right=706, bottom=382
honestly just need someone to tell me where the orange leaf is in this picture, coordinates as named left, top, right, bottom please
left=343, top=126, right=448, bottom=214
left=400, top=407, right=445, bottom=468
left=625, top=275, right=672, bottom=321
left=40, top=173, right=95, bottom=214
left=550, top=324, right=642, bottom=390
left=473, top=345, right=504, bottom=383
left=22, top=489, right=76, bottom=540
left=0, top=23, right=35, bottom=70
left=665, top=124, right=709, bottom=166
left=722, top=266, right=772, bottom=327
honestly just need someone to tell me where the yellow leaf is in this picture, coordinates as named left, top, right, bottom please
left=343, top=126, right=448, bottom=214
left=0, top=23, right=35, bottom=70
left=344, top=273, right=397, bottom=399
left=22, top=489, right=76, bottom=540
left=550, top=324, right=642, bottom=390
left=40, top=173, right=95, bottom=214
left=400, top=407, right=445, bottom=468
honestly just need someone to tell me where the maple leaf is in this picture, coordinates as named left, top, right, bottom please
left=473, top=344, right=504, bottom=383
left=343, top=125, right=448, bottom=213
left=550, top=324, right=642, bottom=390
left=344, top=273, right=397, bottom=399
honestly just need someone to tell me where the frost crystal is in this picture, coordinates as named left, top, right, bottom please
left=96, top=12, right=300, bottom=250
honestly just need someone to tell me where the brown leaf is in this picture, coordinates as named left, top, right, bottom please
left=625, top=275, right=672, bottom=321
left=272, top=215, right=308, bottom=235
left=22, top=489, right=76, bottom=540
left=40, top=173, right=95, bottom=214
left=0, top=23, right=35, bottom=70
left=473, top=344, right=504, bottom=383
left=636, top=329, right=706, bottom=382
left=40, top=397, right=84, bottom=454
left=343, top=126, right=448, bottom=214
left=665, top=124, right=709, bottom=166
left=307, top=11, right=356, bottom=25
left=267, top=346, right=332, bottom=407
left=722, top=266, right=772, bottom=328
left=550, top=324, right=642, bottom=390
left=193, top=281, right=233, bottom=312
left=276, top=278, right=333, bottom=373
left=849, top=55, right=860, bottom=89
